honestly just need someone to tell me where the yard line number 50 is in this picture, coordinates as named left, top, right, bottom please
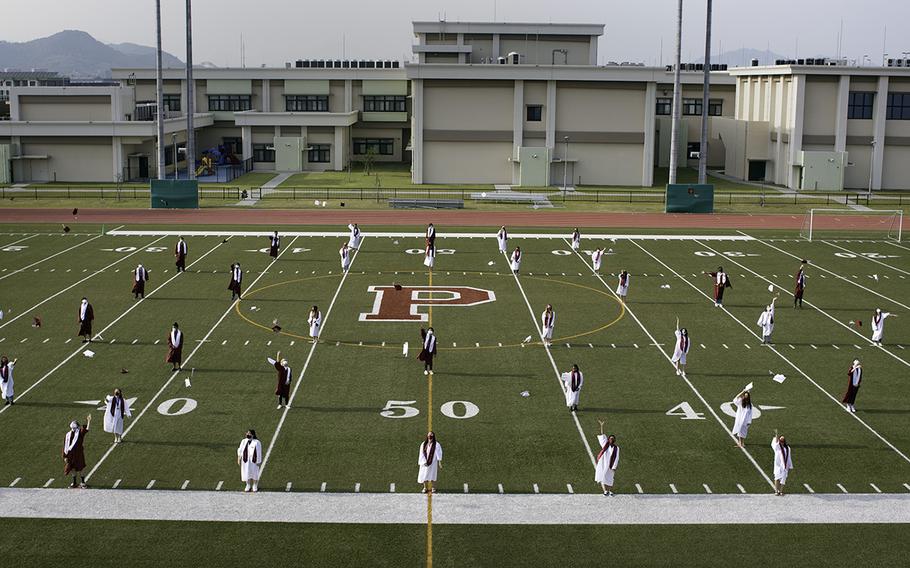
left=380, top=399, right=479, bottom=420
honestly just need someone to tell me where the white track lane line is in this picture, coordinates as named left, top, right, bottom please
left=742, top=232, right=910, bottom=311
left=630, top=239, right=910, bottom=467
left=0, top=237, right=229, bottom=415
left=821, top=241, right=910, bottom=277
left=506, top=252, right=596, bottom=466
left=566, top=240, right=773, bottom=487
left=0, top=234, right=103, bottom=282
left=85, top=237, right=301, bottom=481
left=258, top=240, right=364, bottom=478
left=694, top=240, right=910, bottom=370
left=0, top=236, right=167, bottom=331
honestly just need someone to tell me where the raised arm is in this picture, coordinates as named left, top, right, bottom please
left=598, top=419, right=605, bottom=435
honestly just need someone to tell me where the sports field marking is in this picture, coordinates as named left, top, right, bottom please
left=742, top=232, right=910, bottom=311
left=694, top=240, right=910, bottom=370
left=85, top=237, right=302, bottom=481
left=566, top=241, right=774, bottom=487
left=0, top=234, right=38, bottom=249
left=871, top=483, right=882, bottom=493
left=0, top=236, right=166, bottom=331
left=885, top=241, right=910, bottom=253
left=0, top=234, right=104, bottom=282
left=426, top=262, right=434, bottom=568
left=42, top=478, right=54, bottom=488
left=504, top=251, right=596, bottom=467
left=181, top=480, right=189, bottom=490
left=257, top=240, right=363, bottom=480
left=737, top=484, right=747, bottom=494
left=804, top=484, right=815, bottom=493
left=630, top=240, right=910, bottom=467
left=838, top=484, right=849, bottom=493
left=822, top=241, right=910, bottom=277
left=0, top=237, right=228, bottom=415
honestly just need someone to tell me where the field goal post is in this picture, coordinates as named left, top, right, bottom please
left=800, top=208, right=903, bottom=242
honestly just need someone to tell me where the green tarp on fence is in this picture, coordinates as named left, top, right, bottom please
left=665, top=183, right=714, bottom=213
left=150, top=179, right=199, bottom=209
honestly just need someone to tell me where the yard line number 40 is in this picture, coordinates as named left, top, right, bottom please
left=381, top=399, right=479, bottom=420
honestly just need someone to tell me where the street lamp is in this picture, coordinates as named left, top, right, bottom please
left=868, top=139, right=876, bottom=193
left=562, top=135, right=570, bottom=191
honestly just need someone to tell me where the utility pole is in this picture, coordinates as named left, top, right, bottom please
left=698, top=0, right=712, bottom=184
left=185, top=0, right=196, bottom=180
left=155, top=0, right=166, bottom=180
left=668, top=0, right=683, bottom=185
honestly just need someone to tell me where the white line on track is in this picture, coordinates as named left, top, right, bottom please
left=634, top=239, right=910, bottom=467
left=0, top=236, right=167, bottom=332
left=0, top=234, right=103, bottom=282
left=567, top=240, right=774, bottom=487
left=258, top=239, right=363, bottom=479
left=821, top=241, right=910, bottom=277
left=0, top=237, right=228, bottom=415
left=505, top=250, right=596, bottom=467
left=85, top=237, right=301, bottom=481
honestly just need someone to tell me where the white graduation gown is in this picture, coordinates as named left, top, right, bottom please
left=510, top=251, right=521, bottom=272
left=0, top=361, right=14, bottom=399
left=237, top=438, right=263, bottom=481
left=424, top=246, right=435, bottom=268
left=497, top=230, right=508, bottom=253
left=771, top=438, right=793, bottom=483
left=417, top=441, right=442, bottom=483
left=308, top=311, right=322, bottom=338
left=616, top=274, right=630, bottom=297
left=340, top=247, right=351, bottom=271
left=571, top=232, right=580, bottom=250
left=541, top=310, right=556, bottom=340
left=731, top=398, right=752, bottom=439
left=592, top=251, right=604, bottom=271
left=672, top=330, right=689, bottom=364
left=348, top=224, right=361, bottom=248
left=561, top=371, right=583, bottom=407
left=594, top=435, right=619, bottom=485
left=103, top=395, right=131, bottom=435
left=757, top=308, right=774, bottom=337
left=871, top=313, right=890, bottom=341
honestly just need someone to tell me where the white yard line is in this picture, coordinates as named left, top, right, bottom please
left=0, top=237, right=228, bottom=415
left=565, top=240, right=774, bottom=487
left=258, top=239, right=364, bottom=478
left=0, top=234, right=38, bottom=249
left=821, top=241, right=910, bottom=277
left=505, top=251, right=596, bottom=468
left=884, top=241, right=910, bottom=253
left=742, top=232, right=910, bottom=311
left=85, top=237, right=301, bottom=481
left=630, top=239, right=910, bottom=467
left=0, top=234, right=103, bottom=282
left=694, top=240, right=910, bottom=370
left=0, top=236, right=167, bottom=331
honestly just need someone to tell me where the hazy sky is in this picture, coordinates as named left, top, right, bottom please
left=7, top=0, right=910, bottom=67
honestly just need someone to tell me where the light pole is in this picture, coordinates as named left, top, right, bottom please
left=173, top=133, right=178, bottom=179
left=668, top=0, right=684, bottom=185
left=868, top=139, right=876, bottom=193
left=563, top=136, right=570, bottom=191
left=185, top=0, right=195, bottom=180
left=697, top=0, right=712, bottom=184
left=155, top=0, right=166, bottom=180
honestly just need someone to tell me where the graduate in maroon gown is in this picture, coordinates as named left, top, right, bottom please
left=166, top=322, right=184, bottom=371
left=704, top=266, right=732, bottom=307
left=174, top=237, right=188, bottom=272
left=418, top=327, right=437, bottom=375
left=267, top=352, right=292, bottom=409
left=77, top=298, right=94, bottom=343
left=269, top=231, right=280, bottom=258
left=228, top=263, right=242, bottom=300
left=842, top=359, right=862, bottom=413
left=794, top=261, right=807, bottom=308
left=63, top=414, right=91, bottom=488
left=131, top=263, right=150, bottom=299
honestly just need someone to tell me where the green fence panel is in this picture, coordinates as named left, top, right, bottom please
left=665, top=183, right=714, bottom=213
left=150, top=180, right=199, bottom=209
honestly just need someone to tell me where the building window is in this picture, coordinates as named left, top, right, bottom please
left=353, top=138, right=394, bottom=156
left=526, top=105, right=543, bottom=121
left=887, top=93, right=910, bottom=120
left=708, top=99, right=723, bottom=116
left=252, top=143, right=275, bottom=163
left=656, top=98, right=672, bottom=116
left=363, top=95, right=406, bottom=112
left=207, top=95, right=252, bottom=112
left=848, top=92, right=875, bottom=120
left=162, top=94, right=181, bottom=112
left=308, top=144, right=331, bottom=163
left=682, top=98, right=703, bottom=116
left=286, top=95, right=329, bottom=112
left=164, top=143, right=185, bottom=166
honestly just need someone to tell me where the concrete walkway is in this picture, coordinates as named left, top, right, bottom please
left=2, top=488, right=909, bottom=525
left=236, top=172, right=292, bottom=206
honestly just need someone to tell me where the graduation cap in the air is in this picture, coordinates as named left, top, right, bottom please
left=222, top=238, right=228, bottom=244
left=393, top=282, right=402, bottom=291
left=32, top=316, right=42, bottom=328
left=72, top=208, right=79, bottom=216
left=62, top=225, right=71, bottom=233
left=120, top=368, right=129, bottom=374
left=271, top=318, right=282, bottom=333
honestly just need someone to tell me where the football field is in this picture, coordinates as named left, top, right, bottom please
left=1, top=222, right=909, bottom=565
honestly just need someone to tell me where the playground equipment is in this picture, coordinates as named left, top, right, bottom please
left=194, top=144, right=241, bottom=177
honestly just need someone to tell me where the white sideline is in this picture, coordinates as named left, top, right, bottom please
left=0, top=234, right=38, bottom=249
left=0, top=236, right=167, bottom=331
left=108, top=229, right=755, bottom=241
left=258, top=238, right=364, bottom=477
left=742, top=232, right=910, bottom=311
left=694, top=239, right=910, bottom=371
left=505, top=251, right=596, bottom=467
left=821, top=241, right=910, bottom=277
left=565, top=240, right=774, bottom=487
left=0, top=237, right=228, bottom=415
left=629, top=239, right=910, bottom=467
left=85, top=237, right=302, bottom=480
left=0, top=234, right=103, bottom=282
left=2, top=488, right=909, bottom=525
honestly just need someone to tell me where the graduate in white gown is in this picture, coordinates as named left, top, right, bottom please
left=497, top=226, right=508, bottom=254
left=237, top=429, right=263, bottom=492
left=594, top=420, right=620, bottom=495
left=418, top=431, right=442, bottom=493
left=348, top=223, right=362, bottom=248
left=731, top=388, right=753, bottom=448
left=307, top=305, right=322, bottom=343
left=671, top=317, right=690, bottom=376
left=102, top=388, right=131, bottom=443
left=0, top=356, right=16, bottom=406
left=540, top=304, right=556, bottom=346
left=871, top=308, right=895, bottom=344
left=423, top=241, right=435, bottom=269
left=757, top=294, right=778, bottom=344
left=510, top=247, right=522, bottom=274
left=616, top=270, right=630, bottom=302
left=340, top=242, right=352, bottom=272
left=592, top=248, right=605, bottom=272
left=570, top=228, right=581, bottom=251
left=771, top=431, right=793, bottom=496
left=561, top=364, right=583, bottom=412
